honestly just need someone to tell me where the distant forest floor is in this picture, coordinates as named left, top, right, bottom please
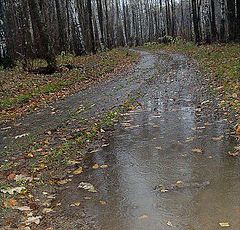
left=0, top=48, right=138, bottom=123
left=143, top=42, right=240, bottom=123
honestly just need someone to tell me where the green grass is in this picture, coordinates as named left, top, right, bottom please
left=0, top=81, right=70, bottom=109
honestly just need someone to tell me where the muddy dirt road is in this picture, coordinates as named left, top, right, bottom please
left=1, top=50, right=240, bottom=230
left=38, top=50, right=240, bottom=230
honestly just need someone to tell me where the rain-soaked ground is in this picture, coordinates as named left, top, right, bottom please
left=42, top=51, right=240, bottom=230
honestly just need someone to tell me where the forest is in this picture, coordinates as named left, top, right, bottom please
left=0, top=0, right=239, bottom=69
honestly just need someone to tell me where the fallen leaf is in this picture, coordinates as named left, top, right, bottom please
left=13, top=206, right=32, bottom=211
left=155, top=146, right=162, bottom=150
left=99, top=200, right=107, bottom=205
left=211, top=135, right=224, bottom=141
left=15, top=133, right=29, bottom=139
left=228, top=151, right=239, bottom=157
left=42, top=208, right=54, bottom=214
left=7, top=173, right=16, bottom=181
left=25, top=216, right=42, bottom=225
left=90, top=149, right=100, bottom=153
left=67, top=160, right=81, bottom=165
left=100, top=164, right=108, bottom=169
left=4, top=198, right=18, bottom=207
left=72, top=167, right=83, bottom=175
left=176, top=180, right=183, bottom=184
left=219, top=222, right=230, bottom=227
left=1, top=186, right=26, bottom=195
left=236, top=125, right=240, bottom=136
left=39, top=163, right=47, bottom=170
left=192, top=148, right=203, bottom=154
left=15, top=174, right=33, bottom=182
left=138, top=214, right=148, bottom=220
left=78, top=182, right=97, bottom=193
left=1, top=126, right=11, bottom=130
left=70, top=202, right=81, bottom=207
left=57, top=179, right=72, bottom=185
left=92, top=164, right=99, bottom=169
left=186, top=137, right=194, bottom=142
left=26, top=152, right=34, bottom=158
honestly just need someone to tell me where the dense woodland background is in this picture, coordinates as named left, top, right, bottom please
left=0, top=0, right=239, bottom=69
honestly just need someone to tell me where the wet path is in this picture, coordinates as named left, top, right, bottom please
left=49, top=51, right=240, bottom=230
left=0, top=50, right=157, bottom=157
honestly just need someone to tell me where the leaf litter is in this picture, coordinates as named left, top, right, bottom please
left=78, top=182, right=97, bottom=193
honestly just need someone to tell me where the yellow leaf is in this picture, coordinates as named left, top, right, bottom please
left=70, top=202, right=81, bottom=207
left=73, top=167, right=83, bottom=175
left=219, top=222, right=230, bottom=227
left=57, top=179, right=72, bottom=185
left=100, top=164, right=108, bottom=169
left=92, top=164, right=99, bottom=169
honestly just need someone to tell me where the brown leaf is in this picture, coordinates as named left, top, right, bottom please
left=236, top=125, right=240, bottom=136
left=9, top=198, right=18, bottom=207
left=7, top=173, right=16, bottom=181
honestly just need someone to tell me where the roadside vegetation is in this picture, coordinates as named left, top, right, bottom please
left=143, top=42, right=240, bottom=122
left=0, top=49, right=138, bottom=122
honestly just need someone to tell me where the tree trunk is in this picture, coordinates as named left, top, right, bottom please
left=226, top=0, right=236, bottom=41
left=87, top=0, right=96, bottom=53
left=210, top=0, right=218, bottom=41
left=191, top=0, right=201, bottom=44
left=27, top=0, right=56, bottom=68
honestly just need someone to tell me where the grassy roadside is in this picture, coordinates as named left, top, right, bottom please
left=143, top=42, right=240, bottom=122
left=0, top=48, right=138, bottom=121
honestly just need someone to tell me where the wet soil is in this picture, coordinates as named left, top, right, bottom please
left=38, top=51, right=239, bottom=230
